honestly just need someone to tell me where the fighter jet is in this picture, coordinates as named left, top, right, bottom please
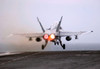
left=13, top=16, right=93, bottom=50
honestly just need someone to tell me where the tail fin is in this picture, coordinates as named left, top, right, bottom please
left=56, top=16, right=63, bottom=32
left=37, top=17, right=45, bottom=32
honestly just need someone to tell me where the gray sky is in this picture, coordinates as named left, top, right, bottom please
left=0, top=0, right=100, bottom=52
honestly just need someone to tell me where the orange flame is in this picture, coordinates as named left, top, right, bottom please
left=48, top=34, right=55, bottom=41
left=43, top=34, right=55, bottom=41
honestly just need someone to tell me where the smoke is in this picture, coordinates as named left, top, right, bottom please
left=0, top=6, right=51, bottom=52
left=0, top=1, right=43, bottom=52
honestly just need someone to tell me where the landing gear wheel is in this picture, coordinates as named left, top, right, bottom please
left=62, top=44, right=65, bottom=49
left=54, top=42, right=56, bottom=45
left=42, top=45, right=45, bottom=50
left=57, top=42, right=59, bottom=45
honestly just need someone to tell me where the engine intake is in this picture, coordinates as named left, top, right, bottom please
left=66, top=36, right=72, bottom=41
left=35, top=37, right=42, bottom=42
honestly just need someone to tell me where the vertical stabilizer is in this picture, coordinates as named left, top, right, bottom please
left=37, top=17, right=45, bottom=32
left=56, top=16, right=63, bottom=32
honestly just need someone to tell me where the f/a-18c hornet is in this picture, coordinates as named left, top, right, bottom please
left=13, top=16, right=93, bottom=50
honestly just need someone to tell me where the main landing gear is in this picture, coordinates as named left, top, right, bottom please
left=41, top=40, right=48, bottom=50
left=54, top=41, right=59, bottom=45
left=41, top=39, right=65, bottom=50
left=59, top=39, right=66, bottom=49
left=42, top=45, right=45, bottom=50
left=62, top=44, right=65, bottom=49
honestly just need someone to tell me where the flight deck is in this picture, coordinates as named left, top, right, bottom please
left=0, top=51, right=100, bottom=69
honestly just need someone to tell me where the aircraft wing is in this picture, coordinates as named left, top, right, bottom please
left=59, top=31, right=93, bottom=37
left=11, top=33, right=44, bottom=38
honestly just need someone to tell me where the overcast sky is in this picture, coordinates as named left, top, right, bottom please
left=0, top=0, right=100, bottom=52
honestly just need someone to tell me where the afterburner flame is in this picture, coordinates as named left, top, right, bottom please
left=43, top=34, right=55, bottom=41
left=48, top=34, right=55, bottom=41
left=43, top=34, right=49, bottom=40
